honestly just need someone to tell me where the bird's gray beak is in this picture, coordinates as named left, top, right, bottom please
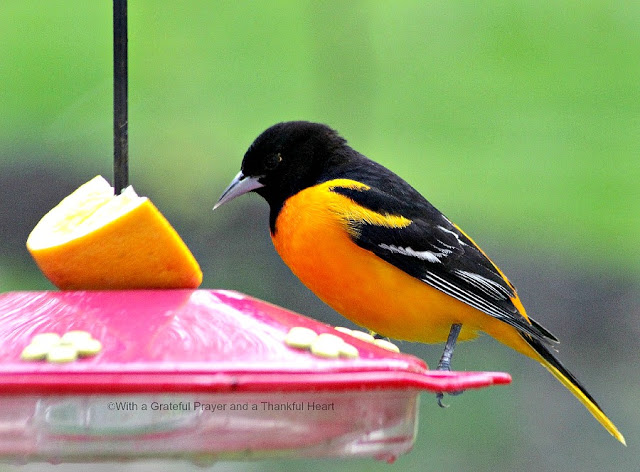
left=213, top=171, right=265, bottom=210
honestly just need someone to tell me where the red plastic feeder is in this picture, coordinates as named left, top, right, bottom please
left=0, top=289, right=510, bottom=463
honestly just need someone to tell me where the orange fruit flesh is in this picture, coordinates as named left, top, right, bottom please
left=27, top=176, right=202, bottom=290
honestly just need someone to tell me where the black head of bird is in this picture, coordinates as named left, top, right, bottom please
left=214, top=121, right=355, bottom=214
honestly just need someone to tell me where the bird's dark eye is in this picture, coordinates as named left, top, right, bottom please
left=264, top=153, right=282, bottom=171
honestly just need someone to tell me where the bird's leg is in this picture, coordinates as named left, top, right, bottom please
left=436, top=323, right=462, bottom=371
left=436, top=323, right=463, bottom=408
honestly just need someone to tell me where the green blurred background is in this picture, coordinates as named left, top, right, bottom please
left=0, top=1, right=638, bottom=471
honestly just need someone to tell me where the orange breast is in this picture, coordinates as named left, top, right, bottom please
left=271, top=181, right=531, bottom=348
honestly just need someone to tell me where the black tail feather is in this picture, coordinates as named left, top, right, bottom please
left=521, top=332, right=601, bottom=410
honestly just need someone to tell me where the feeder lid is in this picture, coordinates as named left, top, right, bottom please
left=0, top=290, right=510, bottom=394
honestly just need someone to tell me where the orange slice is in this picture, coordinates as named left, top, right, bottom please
left=27, top=175, right=202, bottom=290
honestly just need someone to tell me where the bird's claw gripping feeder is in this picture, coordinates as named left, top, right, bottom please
left=0, top=1, right=511, bottom=464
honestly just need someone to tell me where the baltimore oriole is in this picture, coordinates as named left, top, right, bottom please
left=214, top=121, right=625, bottom=445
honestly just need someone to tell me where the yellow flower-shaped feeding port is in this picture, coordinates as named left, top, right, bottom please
left=284, top=326, right=400, bottom=359
left=21, top=331, right=102, bottom=363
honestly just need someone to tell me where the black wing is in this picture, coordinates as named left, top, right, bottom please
left=330, top=182, right=557, bottom=345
